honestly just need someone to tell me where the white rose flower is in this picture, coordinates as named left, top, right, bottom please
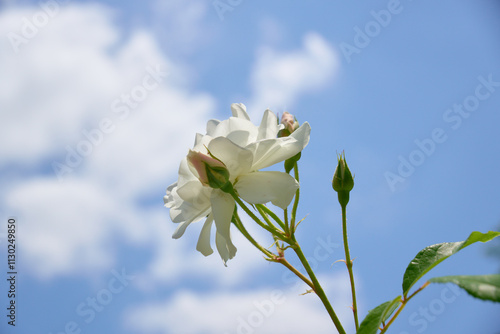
left=164, top=103, right=311, bottom=263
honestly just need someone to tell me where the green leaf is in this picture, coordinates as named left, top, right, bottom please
left=357, top=296, right=401, bottom=334
left=429, top=274, right=500, bottom=302
left=402, top=231, right=500, bottom=296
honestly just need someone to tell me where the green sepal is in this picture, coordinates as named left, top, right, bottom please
left=284, top=152, right=301, bottom=174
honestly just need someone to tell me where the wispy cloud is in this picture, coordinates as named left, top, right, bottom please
left=248, top=32, right=340, bottom=118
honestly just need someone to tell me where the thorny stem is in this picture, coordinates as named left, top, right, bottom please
left=292, top=238, right=347, bottom=334
left=341, top=204, right=359, bottom=331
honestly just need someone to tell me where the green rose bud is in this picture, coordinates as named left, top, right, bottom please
left=187, top=150, right=230, bottom=189
left=332, top=152, right=354, bottom=207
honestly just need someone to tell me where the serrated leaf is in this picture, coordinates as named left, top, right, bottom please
left=429, top=274, right=500, bottom=302
left=402, top=231, right=500, bottom=296
left=357, top=296, right=401, bottom=334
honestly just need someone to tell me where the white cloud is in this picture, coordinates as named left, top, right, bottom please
left=4, top=177, right=146, bottom=279
left=248, top=32, right=340, bottom=118
left=126, top=272, right=354, bottom=334
left=0, top=4, right=120, bottom=165
left=151, top=0, right=214, bottom=56
left=0, top=3, right=216, bottom=278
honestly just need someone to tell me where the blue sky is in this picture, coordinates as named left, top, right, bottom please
left=1, top=0, right=499, bottom=333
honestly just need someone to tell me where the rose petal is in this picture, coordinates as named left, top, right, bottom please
left=172, top=220, right=191, bottom=239
left=216, top=231, right=237, bottom=265
left=257, top=109, right=279, bottom=140
left=196, top=214, right=214, bottom=256
left=206, top=119, right=220, bottom=136
left=247, top=122, right=311, bottom=170
left=168, top=185, right=211, bottom=226
left=231, top=103, right=250, bottom=120
left=211, top=117, right=258, bottom=146
left=210, top=189, right=236, bottom=254
left=235, top=171, right=299, bottom=209
left=208, top=137, right=253, bottom=181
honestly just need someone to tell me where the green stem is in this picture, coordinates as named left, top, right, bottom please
left=256, top=205, right=281, bottom=232
left=293, top=240, right=347, bottom=334
left=229, top=191, right=288, bottom=242
left=341, top=204, right=359, bottom=331
left=290, top=163, right=300, bottom=233
left=256, top=204, right=286, bottom=230
left=232, top=212, right=273, bottom=258
left=234, top=206, right=315, bottom=293
left=284, top=208, right=290, bottom=235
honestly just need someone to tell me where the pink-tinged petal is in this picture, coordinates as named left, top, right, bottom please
left=186, top=150, right=228, bottom=187
left=235, top=171, right=299, bottom=210
left=208, top=137, right=253, bottom=180
left=210, top=189, right=236, bottom=260
left=248, top=122, right=311, bottom=170
left=231, top=103, right=250, bottom=120
left=196, top=214, right=214, bottom=256
left=257, top=109, right=279, bottom=140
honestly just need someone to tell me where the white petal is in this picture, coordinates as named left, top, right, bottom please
left=164, top=182, right=177, bottom=208
left=177, top=158, right=197, bottom=188
left=206, top=119, right=220, bottom=136
left=196, top=214, right=214, bottom=256
left=176, top=180, right=210, bottom=205
left=168, top=183, right=211, bottom=226
left=231, top=103, right=250, bottom=120
left=208, top=137, right=253, bottom=180
left=216, top=231, right=237, bottom=265
left=247, top=122, right=311, bottom=170
left=172, top=220, right=191, bottom=239
left=194, top=133, right=204, bottom=146
left=210, top=189, right=236, bottom=254
left=211, top=118, right=258, bottom=147
left=235, top=171, right=299, bottom=210
left=257, top=109, right=279, bottom=140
